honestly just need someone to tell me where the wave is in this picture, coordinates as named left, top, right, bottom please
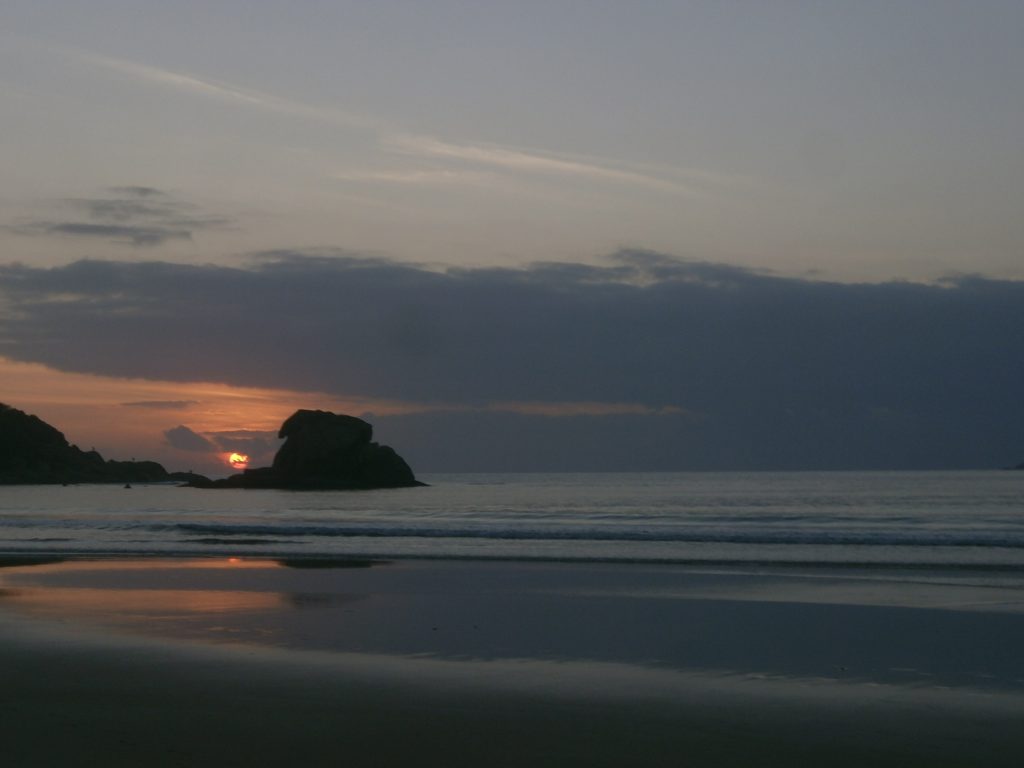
left=170, top=522, right=1024, bottom=549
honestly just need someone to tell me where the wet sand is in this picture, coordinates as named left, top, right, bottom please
left=2, top=558, right=1023, bottom=766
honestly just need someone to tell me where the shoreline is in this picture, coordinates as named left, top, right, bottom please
left=6, top=547, right=1024, bottom=571
left=2, top=557, right=1024, bottom=765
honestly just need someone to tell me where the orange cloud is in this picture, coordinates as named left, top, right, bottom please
left=483, top=401, right=690, bottom=417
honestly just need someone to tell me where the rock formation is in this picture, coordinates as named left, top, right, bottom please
left=191, top=409, right=422, bottom=490
left=0, top=403, right=196, bottom=484
left=0, top=403, right=420, bottom=490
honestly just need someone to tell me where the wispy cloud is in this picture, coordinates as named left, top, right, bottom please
left=330, top=168, right=494, bottom=186
left=385, top=134, right=701, bottom=195
left=76, top=50, right=386, bottom=132
left=67, top=47, right=737, bottom=196
left=478, top=401, right=689, bottom=418
left=122, top=400, right=199, bottom=410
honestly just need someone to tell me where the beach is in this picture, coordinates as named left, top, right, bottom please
left=2, top=557, right=1023, bottom=766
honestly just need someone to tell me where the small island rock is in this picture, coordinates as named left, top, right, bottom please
left=191, top=409, right=422, bottom=490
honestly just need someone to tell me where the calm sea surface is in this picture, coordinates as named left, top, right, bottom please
left=1, top=471, right=1022, bottom=573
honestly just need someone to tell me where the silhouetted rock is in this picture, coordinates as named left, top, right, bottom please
left=273, top=411, right=374, bottom=482
left=191, top=409, right=422, bottom=490
left=0, top=403, right=189, bottom=484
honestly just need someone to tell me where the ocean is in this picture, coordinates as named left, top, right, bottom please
left=2, top=471, right=1022, bottom=573
left=5, top=468, right=1024, bottom=765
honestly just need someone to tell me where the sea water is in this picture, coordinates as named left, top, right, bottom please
left=1, top=471, right=1022, bottom=573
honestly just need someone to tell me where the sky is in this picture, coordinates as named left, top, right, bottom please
left=1, top=1, right=1022, bottom=475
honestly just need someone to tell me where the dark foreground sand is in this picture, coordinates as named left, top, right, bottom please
left=1, top=558, right=1023, bottom=766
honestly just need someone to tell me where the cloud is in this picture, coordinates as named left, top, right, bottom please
left=70, top=49, right=733, bottom=195
left=122, top=400, right=199, bottom=410
left=331, top=168, right=494, bottom=187
left=490, top=402, right=688, bottom=417
left=209, top=430, right=281, bottom=460
left=385, top=135, right=699, bottom=194
left=1, top=250, right=1023, bottom=469
left=24, top=222, right=193, bottom=246
left=6, top=187, right=230, bottom=246
left=162, top=427, right=281, bottom=465
left=77, top=50, right=384, bottom=132
left=409, top=400, right=690, bottom=418
left=163, top=425, right=216, bottom=453
left=109, top=186, right=163, bottom=198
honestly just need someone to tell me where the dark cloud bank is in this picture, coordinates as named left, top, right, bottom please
left=1, top=250, right=1021, bottom=471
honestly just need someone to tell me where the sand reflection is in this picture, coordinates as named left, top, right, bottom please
left=0, top=585, right=286, bottom=618
left=0, top=558, right=317, bottom=646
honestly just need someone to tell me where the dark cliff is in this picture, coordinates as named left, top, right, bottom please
left=0, top=403, right=190, bottom=484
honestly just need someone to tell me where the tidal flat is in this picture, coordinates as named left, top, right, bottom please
left=1, top=557, right=1023, bottom=766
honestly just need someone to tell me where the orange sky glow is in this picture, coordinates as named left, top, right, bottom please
left=0, top=356, right=413, bottom=476
left=2, top=356, right=674, bottom=476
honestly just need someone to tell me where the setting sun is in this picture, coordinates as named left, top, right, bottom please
left=227, top=452, right=249, bottom=470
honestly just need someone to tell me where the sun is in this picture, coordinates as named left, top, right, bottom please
left=227, top=452, right=249, bottom=470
